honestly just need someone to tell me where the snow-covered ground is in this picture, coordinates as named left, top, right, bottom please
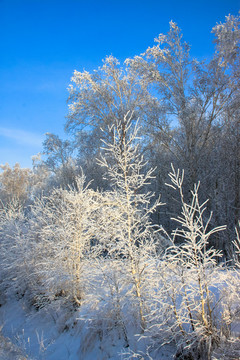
left=0, top=331, right=27, bottom=360
left=0, top=298, right=149, bottom=359
left=0, top=295, right=176, bottom=360
left=0, top=298, right=81, bottom=360
left=0, top=279, right=240, bottom=360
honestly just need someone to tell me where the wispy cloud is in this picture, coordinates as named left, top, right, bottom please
left=0, top=127, right=44, bottom=147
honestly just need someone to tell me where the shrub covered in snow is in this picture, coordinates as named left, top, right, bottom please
left=0, top=117, right=239, bottom=360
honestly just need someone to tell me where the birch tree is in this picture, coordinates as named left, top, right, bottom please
left=29, top=175, right=100, bottom=308
left=128, top=21, right=235, bottom=190
left=147, top=166, right=228, bottom=359
left=211, top=14, right=240, bottom=248
left=0, top=199, right=39, bottom=306
left=41, top=133, right=78, bottom=188
left=66, top=55, right=157, bottom=159
left=97, top=112, right=163, bottom=330
left=0, top=163, right=31, bottom=206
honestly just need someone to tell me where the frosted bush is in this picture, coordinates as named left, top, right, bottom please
left=0, top=199, right=34, bottom=300
left=145, top=165, right=229, bottom=360
left=28, top=174, right=100, bottom=309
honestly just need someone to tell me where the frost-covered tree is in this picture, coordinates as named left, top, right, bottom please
left=128, top=21, right=234, bottom=188
left=29, top=175, right=100, bottom=308
left=212, top=14, right=240, bottom=73
left=211, top=14, right=240, bottom=248
left=41, top=133, right=78, bottom=188
left=66, top=55, right=157, bottom=159
left=0, top=163, right=31, bottom=206
left=146, top=165, right=228, bottom=359
left=30, top=153, right=52, bottom=198
left=0, top=199, right=34, bottom=300
left=42, top=133, right=73, bottom=171
left=97, top=112, right=163, bottom=330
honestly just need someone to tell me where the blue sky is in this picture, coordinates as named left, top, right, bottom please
left=1, top=0, right=239, bottom=168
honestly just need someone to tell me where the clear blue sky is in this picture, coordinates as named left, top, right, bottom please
left=1, top=0, right=239, bottom=168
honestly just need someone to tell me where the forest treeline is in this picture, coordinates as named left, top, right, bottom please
left=1, top=15, right=240, bottom=257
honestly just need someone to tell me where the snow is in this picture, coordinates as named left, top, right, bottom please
left=0, top=299, right=129, bottom=359
left=0, top=298, right=81, bottom=360
left=0, top=266, right=239, bottom=359
left=0, top=332, right=27, bottom=360
left=0, top=294, right=176, bottom=359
